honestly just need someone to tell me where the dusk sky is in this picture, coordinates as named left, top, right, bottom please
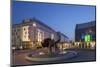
left=12, top=1, right=96, bottom=40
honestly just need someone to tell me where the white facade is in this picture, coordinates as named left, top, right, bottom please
left=12, top=19, right=69, bottom=49
left=22, top=26, right=30, bottom=41
left=12, top=19, right=58, bottom=49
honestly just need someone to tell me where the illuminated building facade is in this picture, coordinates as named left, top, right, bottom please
left=12, top=18, right=69, bottom=49
left=57, top=32, right=71, bottom=50
left=75, top=21, right=96, bottom=48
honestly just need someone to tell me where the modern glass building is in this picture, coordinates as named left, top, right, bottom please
left=75, top=21, right=96, bottom=48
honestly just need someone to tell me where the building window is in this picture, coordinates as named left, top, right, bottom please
left=24, top=28, right=26, bottom=30
left=13, top=29, right=16, bottom=32
left=17, top=29, right=20, bottom=31
left=24, top=35, right=26, bottom=38
left=17, top=35, right=19, bottom=38
left=16, top=32, right=17, bottom=35
left=37, top=29, right=44, bottom=42
left=51, top=34, right=54, bottom=39
left=25, top=31, right=27, bottom=34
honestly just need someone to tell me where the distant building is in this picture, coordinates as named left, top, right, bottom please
left=75, top=21, right=96, bottom=42
left=75, top=21, right=96, bottom=48
left=57, top=32, right=69, bottom=42
left=57, top=32, right=71, bottom=50
left=12, top=18, right=69, bottom=49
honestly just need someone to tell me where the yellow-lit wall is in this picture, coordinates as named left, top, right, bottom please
left=22, top=26, right=30, bottom=41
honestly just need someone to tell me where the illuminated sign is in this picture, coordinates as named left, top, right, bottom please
left=85, top=34, right=91, bottom=42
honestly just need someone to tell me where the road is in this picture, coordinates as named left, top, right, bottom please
left=12, top=48, right=96, bottom=66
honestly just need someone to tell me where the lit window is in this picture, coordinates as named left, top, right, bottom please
left=51, top=34, right=54, bottom=39
left=33, top=23, right=36, bottom=27
left=37, top=29, right=42, bottom=42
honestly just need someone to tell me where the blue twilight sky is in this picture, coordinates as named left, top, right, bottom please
left=12, top=1, right=96, bottom=40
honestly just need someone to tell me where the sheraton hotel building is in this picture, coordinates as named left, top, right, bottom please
left=12, top=18, right=70, bottom=50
